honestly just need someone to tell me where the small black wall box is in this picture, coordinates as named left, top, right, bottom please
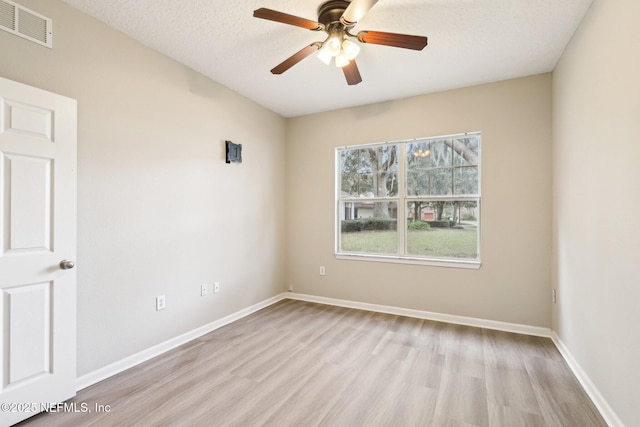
left=225, top=140, right=242, bottom=164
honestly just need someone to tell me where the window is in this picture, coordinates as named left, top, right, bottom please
left=336, top=132, right=481, bottom=268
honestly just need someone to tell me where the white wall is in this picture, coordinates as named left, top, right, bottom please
left=0, top=0, right=287, bottom=375
left=552, top=0, right=640, bottom=425
left=286, top=74, right=553, bottom=328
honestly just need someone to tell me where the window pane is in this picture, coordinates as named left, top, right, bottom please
left=407, top=168, right=453, bottom=196
left=357, top=149, right=372, bottom=173
left=454, top=166, right=478, bottom=195
left=429, top=169, right=453, bottom=195
left=340, top=201, right=398, bottom=254
left=341, top=150, right=359, bottom=174
left=453, top=136, right=480, bottom=167
left=340, top=173, right=374, bottom=197
left=341, top=174, right=358, bottom=197
left=358, top=173, right=374, bottom=197
left=407, top=140, right=455, bottom=196
left=380, top=171, right=398, bottom=197
left=407, top=170, right=429, bottom=196
left=340, top=145, right=397, bottom=199
left=406, top=201, right=478, bottom=259
left=407, top=141, right=433, bottom=167
left=430, top=140, right=453, bottom=167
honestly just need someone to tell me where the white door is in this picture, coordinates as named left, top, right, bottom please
left=0, top=77, right=77, bottom=426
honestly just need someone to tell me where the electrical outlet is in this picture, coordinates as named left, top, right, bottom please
left=319, top=266, right=325, bottom=276
left=201, top=284, right=209, bottom=296
left=214, top=282, right=220, bottom=293
left=156, top=295, right=166, bottom=311
left=552, top=289, right=557, bottom=304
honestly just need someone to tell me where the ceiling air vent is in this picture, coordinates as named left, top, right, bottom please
left=0, top=0, right=52, bottom=48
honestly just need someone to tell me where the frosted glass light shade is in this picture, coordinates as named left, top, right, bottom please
left=335, top=52, right=350, bottom=68
left=342, top=39, right=360, bottom=60
left=325, top=36, right=342, bottom=57
left=317, top=47, right=332, bottom=65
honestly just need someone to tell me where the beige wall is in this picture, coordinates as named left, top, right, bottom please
left=0, top=0, right=287, bottom=375
left=286, top=74, right=553, bottom=327
left=552, top=0, right=640, bottom=424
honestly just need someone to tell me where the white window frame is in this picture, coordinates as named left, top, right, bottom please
left=335, top=132, right=481, bottom=269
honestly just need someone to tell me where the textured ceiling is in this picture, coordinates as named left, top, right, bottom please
left=59, top=0, right=593, bottom=117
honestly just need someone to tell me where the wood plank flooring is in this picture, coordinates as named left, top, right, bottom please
left=18, top=299, right=607, bottom=426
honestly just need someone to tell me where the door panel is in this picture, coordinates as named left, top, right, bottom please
left=1, top=98, right=54, bottom=141
left=3, top=153, right=53, bottom=253
left=0, top=76, right=77, bottom=426
left=5, top=281, right=52, bottom=385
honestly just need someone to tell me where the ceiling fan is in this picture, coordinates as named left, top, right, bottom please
left=253, top=0, right=428, bottom=85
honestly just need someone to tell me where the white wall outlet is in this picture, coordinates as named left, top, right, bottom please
left=214, top=282, right=220, bottom=293
left=552, top=289, right=557, bottom=304
left=201, top=284, right=209, bottom=296
left=288, top=284, right=294, bottom=292
left=319, top=266, right=325, bottom=276
left=156, top=295, right=166, bottom=311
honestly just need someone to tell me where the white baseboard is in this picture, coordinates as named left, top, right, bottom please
left=551, top=332, right=623, bottom=427
left=286, top=292, right=552, bottom=337
left=76, top=293, right=287, bottom=391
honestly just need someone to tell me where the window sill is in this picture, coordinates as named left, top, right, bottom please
left=335, top=253, right=481, bottom=269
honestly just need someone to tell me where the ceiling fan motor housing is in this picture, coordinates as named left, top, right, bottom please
left=318, top=0, right=351, bottom=27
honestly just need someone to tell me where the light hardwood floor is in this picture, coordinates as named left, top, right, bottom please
left=19, top=299, right=607, bottom=426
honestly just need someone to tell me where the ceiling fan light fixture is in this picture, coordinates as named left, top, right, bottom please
left=335, top=51, right=350, bottom=68
left=325, top=35, right=342, bottom=57
left=342, top=39, right=360, bottom=60
left=317, top=47, right=333, bottom=65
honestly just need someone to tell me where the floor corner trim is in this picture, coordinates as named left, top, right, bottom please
left=286, top=292, right=552, bottom=337
left=551, top=332, right=624, bottom=427
left=76, top=292, right=288, bottom=391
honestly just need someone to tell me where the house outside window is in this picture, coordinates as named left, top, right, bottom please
left=336, top=132, right=481, bottom=268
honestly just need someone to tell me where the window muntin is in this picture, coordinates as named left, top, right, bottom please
left=337, top=133, right=481, bottom=266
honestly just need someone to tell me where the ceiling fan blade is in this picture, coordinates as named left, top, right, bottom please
left=342, top=60, right=362, bottom=86
left=357, top=31, right=428, bottom=50
left=271, top=44, right=320, bottom=75
left=254, top=8, right=323, bottom=31
left=341, top=0, right=378, bottom=26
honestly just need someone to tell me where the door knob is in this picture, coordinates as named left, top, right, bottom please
left=59, top=260, right=75, bottom=270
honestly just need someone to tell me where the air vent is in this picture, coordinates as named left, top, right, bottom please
left=0, top=0, right=52, bottom=48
